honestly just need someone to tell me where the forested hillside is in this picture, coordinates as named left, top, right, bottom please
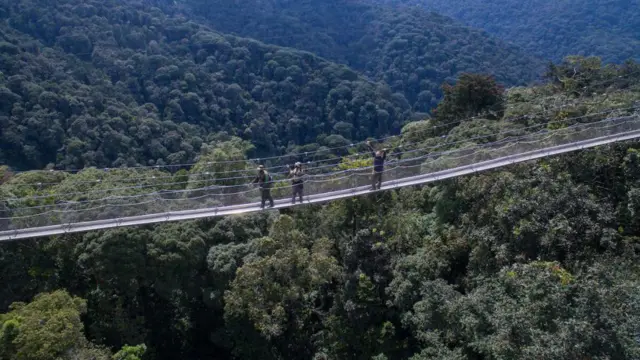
left=2, top=0, right=640, bottom=358
left=382, top=0, right=640, bottom=63
left=171, top=0, right=545, bottom=111
left=2, top=57, right=640, bottom=360
left=0, top=0, right=415, bottom=171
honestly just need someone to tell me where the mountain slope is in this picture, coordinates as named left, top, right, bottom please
left=0, top=0, right=412, bottom=171
left=381, top=0, right=640, bottom=63
left=175, top=0, right=546, bottom=112
left=2, top=57, right=640, bottom=360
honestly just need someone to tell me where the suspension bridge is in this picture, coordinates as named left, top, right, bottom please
left=1, top=112, right=640, bottom=242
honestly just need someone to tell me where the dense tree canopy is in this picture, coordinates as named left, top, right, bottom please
left=0, top=290, right=145, bottom=360
left=166, top=0, right=545, bottom=112
left=1, top=0, right=640, bottom=357
left=383, top=0, right=640, bottom=63
left=2, top=57, right=640, bottom=359
left=0, top=0, right=416, bottom=171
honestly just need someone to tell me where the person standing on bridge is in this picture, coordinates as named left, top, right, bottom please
left=288, top=162, right=305, bottom=204
left=367, top=140, right=388, bottom=191
left=252, top=165, right=274, bottom=209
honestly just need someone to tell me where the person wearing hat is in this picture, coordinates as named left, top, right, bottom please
left=288, top=162, right=305, bottom=204
left=252, top=165, right=274, bottom=209
left=367, top=140, right=388, bottom=191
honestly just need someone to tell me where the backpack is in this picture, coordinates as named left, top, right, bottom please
left=262, top=172, right=273, bottom=187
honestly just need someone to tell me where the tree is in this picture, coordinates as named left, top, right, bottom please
left=0, top=290, right=111, bottom=360
left=188, top=136, right=255, bottom=188
left=433, top=73, right=505, bottom=131
left=453, top=260, right=640, bottom=359
left=224, top=215, right=341, bottom=357
left=112, top=344, right=147, bottom=360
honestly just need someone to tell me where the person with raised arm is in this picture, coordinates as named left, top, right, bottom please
left=367, top=140, right=388, bottom=191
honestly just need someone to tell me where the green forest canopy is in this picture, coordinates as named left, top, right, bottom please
left=381, top=0, right=640, bottom=63
left=0, top=0, right=415, bottom=171
left=0, top=0, right=551, bottom=173
left=2, top=54, right=640, bottom=359
left=173, top=0, right=545, bottom=111
left=2, top=0, right=640, bottom=359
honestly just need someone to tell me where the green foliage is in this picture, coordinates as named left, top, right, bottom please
left=224, top=215, right=340, bottom=344
left=180, top=0, right=543, bottom=112
left=335, top=156, right=372, bottom=171
left=391, top=0, right=640, bottom=63
left=451, top=260, right=640, bottom=359
left=400, top=119, right=436, bottom=144
left=530, top=261, right=574, bottom=285
left=0, top=290, right=112, bottom=360
left=0, top=166, right=12, bottom=185
left=1, top=1, right=640, bottom=360
left=0, top=0, right=411, bottom=171
left=545, top=56, right=640, bottom=96
left=1, top=59, right=640, bottom=359
left=433, top=73, right=505, bottom=131
left=113, top=344, right=147, bottom=360
left=188, top=136, right=254, bottom=187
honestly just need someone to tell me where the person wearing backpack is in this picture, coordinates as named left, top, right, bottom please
left=252, top=165, right=274, bottom=209
left=288, top=162, right=305, bottom=204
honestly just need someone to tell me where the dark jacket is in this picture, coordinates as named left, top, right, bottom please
left=369, top=145, right=387, bottom=173
left=253, top=171, right=273, bottom=189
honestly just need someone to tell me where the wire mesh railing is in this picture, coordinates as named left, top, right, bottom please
left=1, top=114, right=639, bottom=238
